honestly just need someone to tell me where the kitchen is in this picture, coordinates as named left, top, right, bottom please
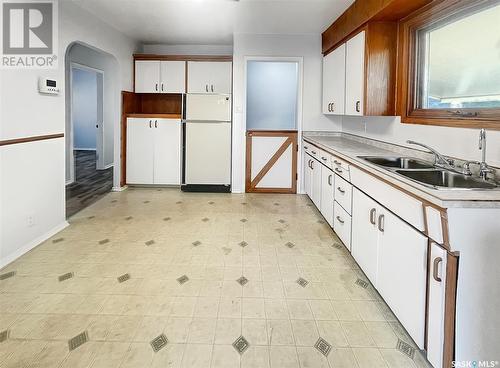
left=0, top=0, right=499, bottom=367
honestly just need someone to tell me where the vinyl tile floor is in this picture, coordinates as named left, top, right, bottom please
left=0, top=188, right=433, bottom=368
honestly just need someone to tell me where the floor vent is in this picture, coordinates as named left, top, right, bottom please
left=52, top=238, right=64, bottom=243
left=98, top=239, right=110, bottom=245
left=397, top=339, right=416, bottom=360
left=117, top=273, right=131, bottom=283
left=68, top=331, right=89, bottom=351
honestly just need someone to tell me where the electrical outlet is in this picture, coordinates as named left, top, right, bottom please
left=27, top=214, right=35, bottom=227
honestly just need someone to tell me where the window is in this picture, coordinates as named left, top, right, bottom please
left=398, top=0, right=500, bottom=128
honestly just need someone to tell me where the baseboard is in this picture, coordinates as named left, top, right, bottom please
left=112, top=185, right=128, bottom=192
left=0, top=221, right=70, bottom=269
left=74, top=148, right=96, bottom=151
left=181, top=184, right=231, bottom=193
left=102, top=163, right=114, bottom=170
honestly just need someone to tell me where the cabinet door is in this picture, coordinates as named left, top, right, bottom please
left=322, top=43, right=346, bottom=115
left=135, top=61, right=160, bottom=93
left=427, top=242, right=448, bottom=368
left=351, top=189, right=379, bottom=283
left=126, top=118, right=154, bottom=184
left=345, top=31, right=365, bottom=116
left=209, top=61, right=232, bottom=94
left=320, top=166, right=334, bottom=227
left=377, top=209, right=427, bottom=349
left=153, top=119, right=181, bottom=185
left=304, top=156, right=312, bottom=198
left=311, top=159, right=322, bottom=208
left=187, top=61, right=209, bottom=93
left=160, top=61, right=186, bottom=94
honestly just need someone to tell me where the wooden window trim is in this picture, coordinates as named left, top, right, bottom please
left=396, top=0, right=500, bottom=130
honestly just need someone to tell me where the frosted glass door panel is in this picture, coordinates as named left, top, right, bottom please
left=246, top=61, right=298, bottom=130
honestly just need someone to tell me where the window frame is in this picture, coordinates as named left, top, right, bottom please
left=396, top=0, right=500, bottom=129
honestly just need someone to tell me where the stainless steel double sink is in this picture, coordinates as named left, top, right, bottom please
left=359, top=156, right=498, bottom=190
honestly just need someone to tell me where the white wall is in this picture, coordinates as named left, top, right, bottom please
left=0, top=1, right=139, bottom=268
left=341, top=116, right=500, bottom=168
left=72, top=68, right=98, bottom=150
left=142, top=44, right=233, bottom=55
left=232, top=33, right=342, bottom=193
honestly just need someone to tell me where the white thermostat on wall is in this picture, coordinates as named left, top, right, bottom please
left=38, top=77, right=60, bottom=95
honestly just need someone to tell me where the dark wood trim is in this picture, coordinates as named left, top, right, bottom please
left=134, top=54, right=233, bottom=62
left=0, top=133, right=64, bottom=147
left=396, top=0, right=500, bottom=129
left=443, top=251, right=459, bottom=367
left=246, top=131, right=298, bottom=194
left=322, top=0, right=432, bottom=55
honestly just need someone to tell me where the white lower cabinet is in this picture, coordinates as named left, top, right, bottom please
left=320, top=165, right=334, bottom=227
left=304, top=155, right=312, bottom=198
left=126, top=118, right=181, bottom=185
left=352, top=188, right=427, bottom=349
left=311, top=158, right=322, bottom=208
left=351, top=189, right=379, bottom=282
left=377, top=208, right=428, bottom=349
left=334, top=201, right=352, bottom=249
left=427, top=242, right=448, bottom=368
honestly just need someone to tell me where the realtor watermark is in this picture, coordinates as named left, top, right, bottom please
left=453, top=361, right=499, bottom=368
left=1, top=0, right=58, bottom=68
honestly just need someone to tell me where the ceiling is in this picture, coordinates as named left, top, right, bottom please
left=69, top=0, right=354, bottom=45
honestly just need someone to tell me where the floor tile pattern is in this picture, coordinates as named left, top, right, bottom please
left=0, top=188, right=433, bottom=368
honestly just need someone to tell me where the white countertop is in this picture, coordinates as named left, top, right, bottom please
left=303, top=132, right=500, bottom=209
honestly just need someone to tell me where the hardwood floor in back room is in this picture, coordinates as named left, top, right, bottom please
left=0, top=188, right=432, bottom=368
left=66, top=150, right=113, bottom=218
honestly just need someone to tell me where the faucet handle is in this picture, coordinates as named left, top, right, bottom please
left=462, top=161, right=481, bottom=176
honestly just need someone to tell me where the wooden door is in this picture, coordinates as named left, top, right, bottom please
left=377, top=207, right=427, bottom=349
left=126, top=118, right=154, bottom=184
left=345, top=31, right=365, bottom=116
left=160, top=61, right=186, bottom=94
left=135, top=61, right=160, bottom=93
left=246, top=131, right=297, bottom=193
left=153, top=119, right=181, bottom=185
left=323, top=43, right=346, bottom=115
left=351, top=188, right=379, bottom=283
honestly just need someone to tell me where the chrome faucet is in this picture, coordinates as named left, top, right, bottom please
left=406, top=140, right=456, bottom=171
left=478, top=129, right=494, bottom=180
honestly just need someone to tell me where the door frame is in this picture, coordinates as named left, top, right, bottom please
left=242, top=56, right=304, bottom=193
left=68, top=62, right=105, bottom=184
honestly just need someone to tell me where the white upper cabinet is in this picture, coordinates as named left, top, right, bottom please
left=345, top=31, right=366, bottom=116
left=160, top=61, right=186, bottom=93
left=135, top=61, right=161, bottom=93
left=135, top=60, right=185, bottom=94
left=322, top=43, right=346, bottom=115
left=187, top=61, right=232, bottom=94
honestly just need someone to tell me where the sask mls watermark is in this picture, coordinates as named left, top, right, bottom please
left=1, top=0, right=58, bottom=68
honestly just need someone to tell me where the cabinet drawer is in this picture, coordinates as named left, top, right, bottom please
left=350, top=166, right=425, bottom=231
left=318, top=150, right=333, bottom=169
left=335, top=175, right=353, bottom=214
left=334, top=201, right=352, bottom=249
left=332, top=156, right=350, bottom=181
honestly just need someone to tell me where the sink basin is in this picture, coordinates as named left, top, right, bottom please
left=361, top=156, right=435, bottom=170
left=396, top=170, right=498, bottom=190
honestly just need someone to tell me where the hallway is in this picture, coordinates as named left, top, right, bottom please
left=0, top=189, right=429, bottom=368
left=66, top=150, right=113, bottom=218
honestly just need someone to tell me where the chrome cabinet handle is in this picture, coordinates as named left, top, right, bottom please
left=311, top=160, right=314, bottom=170
left=369, top=208, right=377, bottom=225
left=304, top=146, right=309, bottom=150
left=337, top=187, right=345, bottom=194
left=211, top=85, right=214, bottom=92
left=333, top=160, right=341, bottom=166
left=155, top=120, right=158, bottom=128
left=321, top=157, right=327, bottom=161
left=311, top=151, right=316, bottom=155
left=331, top=102, right=335, bottom=112
left=433, top=257, right=443, bottom=282
left=308, top=160, right=312, bottom=169
left=335, top=167, right=343, bottom=174
left=336, top=216, right=345, bottom=224
left=149, top=120, right=152, bottom=128
left=155, top=83, right=158, bottom=91
left=161, top=83, right=164, bottom=92
left=356, top=100, right=361, bottom=113
left=378, top=214, right=385, bottom=233
left=206, top=84, right=209, bottom=92
left=328, top=175, right=332, bottom=186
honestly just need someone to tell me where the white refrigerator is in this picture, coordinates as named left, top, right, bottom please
left=184, top=94, right=232, bottom=190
